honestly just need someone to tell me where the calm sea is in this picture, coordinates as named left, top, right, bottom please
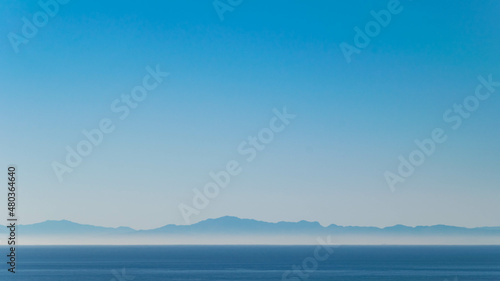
left=0, top=246, right=499, bottom=280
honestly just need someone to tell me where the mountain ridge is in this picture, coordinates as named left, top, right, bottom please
left=2, top=216, right=499, bottom=245
left=2, top=215, right=499, bottom=231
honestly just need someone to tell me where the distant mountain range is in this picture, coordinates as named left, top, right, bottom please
left=2, top=216, right=499, bottom=245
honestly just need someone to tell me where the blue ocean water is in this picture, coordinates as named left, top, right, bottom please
left=0, top=245, right=499, bottom=280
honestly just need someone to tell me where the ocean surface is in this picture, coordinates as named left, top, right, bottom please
left=0, top=246, right=499, bottom=280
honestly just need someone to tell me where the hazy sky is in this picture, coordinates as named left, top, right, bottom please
left=1, top=0, right=499, bottom=230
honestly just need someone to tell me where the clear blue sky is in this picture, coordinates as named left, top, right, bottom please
left=1, top=0, right=499, bottom=229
